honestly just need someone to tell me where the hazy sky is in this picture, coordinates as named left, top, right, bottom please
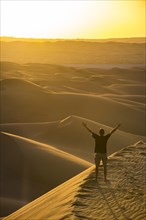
left=1, top=0, right=145, bottom=39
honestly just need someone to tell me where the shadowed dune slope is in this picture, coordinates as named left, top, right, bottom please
left=0, top=132, right=91, bottom=217
left=1, top=116, right=145, bottom=164
left=0, top=78, right=145, bottom=136
left=3, top=143, right=146, bottom=220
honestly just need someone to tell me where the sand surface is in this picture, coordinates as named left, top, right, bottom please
left=73, top=143, right=146, bottom=220
left=0, top=62, right=145, bottom=218
left=3, top=143, right=146, bottom=220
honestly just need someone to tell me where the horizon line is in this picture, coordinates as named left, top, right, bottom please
left=0, top=36, right=146, bottom=40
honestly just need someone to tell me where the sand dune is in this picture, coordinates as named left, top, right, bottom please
left=0, top=76, right=145, bottom=136
left=0, top=62, right=145, bottom=218
left=64, top=63, right=146, bottom=69
left=1, top=115, right=145, bottom=164
left=0, top=132, right=91, bottom=217
left=107, top=83, right=145, bottom=95
left=3, top=143, right=146, bottom=220
left=72, top=143, right=146, bottom=220
left=1, top=64, right=145, bottom=128
left=1, top=40, right=145, bottom=64
left=101, top=94, right=146, bottom=113
left=1, top=116, right=144, bottom=217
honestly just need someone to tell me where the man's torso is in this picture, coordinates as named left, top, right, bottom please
left=92, top=133, right=111, bottom=153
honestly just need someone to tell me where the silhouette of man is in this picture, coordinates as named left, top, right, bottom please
left=82, top=122, right=121, bottom=181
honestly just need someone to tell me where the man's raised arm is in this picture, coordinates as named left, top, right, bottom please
left=82, top=122, right=93, bottom=134
left=110, top=124, right=121, bottom=135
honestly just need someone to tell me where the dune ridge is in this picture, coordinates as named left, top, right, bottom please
left=1, top=115, right=145, bottom=164
left=1, top=116, right=144, bottom=217
left=3, top=143, right=146, bottom=220
left=72, top=143, right=146, bottom=220
left=1, top=66, right=145, bottom=136
left=1, top=131, right=92, bottom=166
left=0, top=132, right=91, bottom=217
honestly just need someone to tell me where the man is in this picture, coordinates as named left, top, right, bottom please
left=82, top=122, right=121, bottom=181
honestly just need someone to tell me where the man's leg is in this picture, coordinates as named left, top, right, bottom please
left=95, top=155, right=100, bottom=181
left=102, top=155, right=107, bottom=181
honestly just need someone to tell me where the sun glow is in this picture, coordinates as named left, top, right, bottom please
left=1, top=0, right=145, bottom=39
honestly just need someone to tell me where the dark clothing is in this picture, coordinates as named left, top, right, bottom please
left=92, top=133, right=111, bottom=153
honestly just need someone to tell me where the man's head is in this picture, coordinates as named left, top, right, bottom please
left=99, top=128, right=105, bottom=136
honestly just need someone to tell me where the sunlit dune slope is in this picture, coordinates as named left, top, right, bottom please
left=0, top=132, right=91, bottom=216
left=1, top=116, right=145, bottom=164
left=0, top=77, right=145, bottom=136
left=3, top=143, right=146, bottom=220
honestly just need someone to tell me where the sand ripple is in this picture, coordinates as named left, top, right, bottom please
left=72, top=144, right=146, bottom=220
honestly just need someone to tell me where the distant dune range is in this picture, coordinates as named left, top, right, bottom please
left=1, top=37, right=145, bottom=43
left=0, top=40, right=145, bottom=64
left=0, top=60, right=146, bottom=217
